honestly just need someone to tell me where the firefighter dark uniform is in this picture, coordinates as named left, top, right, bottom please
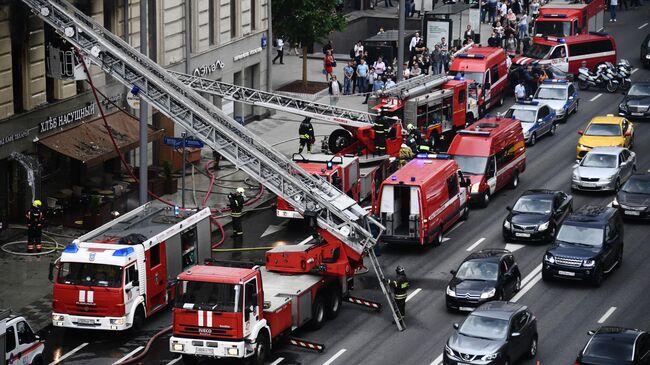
left=228, top=188, right=246, bottom=241
left=405, top=126, right=422, bottom=153
left=387, top=266, right=409, bottom=317
left=298, top=117, right=315, bottom=153
left=26, top=200, right=45, bottom=253
left=373, top=117, right=388, bottom=155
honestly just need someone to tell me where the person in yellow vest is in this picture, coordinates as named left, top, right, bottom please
left=26, top=200, right=45, bottom=253
left=298, top=117, right=315, bottom=154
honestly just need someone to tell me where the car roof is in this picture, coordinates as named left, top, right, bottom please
left=522, top=189, right=559, bottom=197
left=589, top=116, right=624, bottom=125
left=587, top=146, right=626, bottom=155
left=628, top=173, right=650, bottom=181
left=566, top=205, right=616, bottom=225
left=594, top=326, right=645, bottom=339
left=538, top=83, right=570, bottom=90
left=472, top=301, right=526, bottom=320
left=466, top=249, right=511, bottom=261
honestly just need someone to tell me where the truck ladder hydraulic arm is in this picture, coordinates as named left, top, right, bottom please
left=23, top=0, right=405, bottom=331
left=168, top=70, right=376, bottom=128
left=375, top=73, right=451, bottom=99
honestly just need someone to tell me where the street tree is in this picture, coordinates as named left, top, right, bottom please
left=272, top=0, right=346, bottom=85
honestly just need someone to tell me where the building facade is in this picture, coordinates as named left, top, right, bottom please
left=0, top=0, right=269, bottom=227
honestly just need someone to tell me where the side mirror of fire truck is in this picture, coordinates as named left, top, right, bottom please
left=125, top=282, right=134, bottom=292
left=460, top=178, right=471, bottom=188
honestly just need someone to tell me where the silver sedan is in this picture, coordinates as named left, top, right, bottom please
left=571, top=147, right=637, bottom=192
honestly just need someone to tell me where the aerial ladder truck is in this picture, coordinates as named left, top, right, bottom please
left=22, top=1, right=406, bottom=361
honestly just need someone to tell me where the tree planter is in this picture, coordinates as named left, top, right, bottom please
left=164, top=177, right=178, bottom=195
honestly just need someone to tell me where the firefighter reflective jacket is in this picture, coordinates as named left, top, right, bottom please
left=299, top=119, right=315, bottom=141
left=389, top=274, right=410, bottom=300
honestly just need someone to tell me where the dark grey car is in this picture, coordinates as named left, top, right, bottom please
left=444, top=302, right=538, bottom=365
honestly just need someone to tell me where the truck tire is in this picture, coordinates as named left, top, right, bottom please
left=131, top=306, right=145, bottom=332
left=181, top=355, right=198, bottom=365
left=325, top=286, right=342, bottom=320
left=508, top=171, right=519, bottom=189
left=30, top=356, right=43, bottom=365
left=328, top=129, right=353, bottom=154
left=432, top=226, right=444, bottom=247
left=309, top=294, right=326, bottom=330
left=251, top=332, right=269, bottom=365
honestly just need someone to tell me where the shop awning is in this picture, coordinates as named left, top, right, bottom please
left=38, top=111, right=164, bottom=166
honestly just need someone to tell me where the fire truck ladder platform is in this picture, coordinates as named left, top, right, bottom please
left=25, top=0, right=405, bottom=331
left=376, top=73, right=451, bottom=98
left=168, top=70, right=376, bottom=128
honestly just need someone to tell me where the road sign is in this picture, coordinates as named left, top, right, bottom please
left=163, top=136, right=205, bottom=149
left=183, top=137, right=204, bottom=148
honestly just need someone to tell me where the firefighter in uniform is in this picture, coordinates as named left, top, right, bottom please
left=26, top=200, right=45, bottom=253
left=372, top=116, right=387, bottom=155
left=228, top=187, right=246, bottom=241
left=387, top=266, right=410, bottom=317
left=298, top=117, right=315, bottom=154
left=405, top=124, right=422, bottom=153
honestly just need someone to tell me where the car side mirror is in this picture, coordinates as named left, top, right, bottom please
left=538, top=118, right=543, bottom=123
left=125, top=282, right=133, bottom=292
left=569, top=96, right=574, bottom=100
left=588, top=330, right=596, bottom=336
left=450, top=269, right=457, bottom=275
left=506, top=206, right=512, bottom=211
left=511, top=332, right=521, bottom=337
left=453, top=323, right=460, bottom=330
left=577, top=130, right=584, bottom=135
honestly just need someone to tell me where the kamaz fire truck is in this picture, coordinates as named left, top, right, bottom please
left=51, top=204, right=213, bottom=331
left=534, top=0, right=605, bottom=38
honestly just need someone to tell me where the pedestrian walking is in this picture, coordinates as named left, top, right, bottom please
left=298, top=117, right=315, bottom=154
left=609, top=0, right=618, bottom=21
left=328, top=75, right=342, bottom=106
left=272, top=37, right=284, bottom=64
left=387, top=266, right=410, bottom=317
left=26, top=200, right=44, bottom=253
left=228, top=188, right=246, bottom=242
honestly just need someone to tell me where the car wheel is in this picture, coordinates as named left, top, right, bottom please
left=480, top=192, right=490, bottom=208
left=515, top=275, right=522, bottom=292
left=528, top=335, right=539, bottom=359
left=629, top=134, right=634, bottom=149
left=499, top=95, right=505, bottom=106
left=614, top=178, right=621, bottom=192
left=573, top=101, right=579, bottom=114
left=509, top=171, right=519, bottom=189
left=549, top=123, right=557, bottom=136
left=617, top=248, right=623, bottom=269
left=251, top=333, right=269, bottom=365
left=131, top=306, right=145, bottom=333
left=547, top=227, right=556, bottom=242
left=530, top=133, right=537, bottom=146
left=592, top=266, right=604, bottom=287
left=433, top=226, right=444, bottom=247
left=542, top=270, right=552, bottom=282
left=461, top=204, right=470, bottom=220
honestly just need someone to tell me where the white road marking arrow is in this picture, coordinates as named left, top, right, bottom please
left=261, top=221, right=288, bottom=237
left=504, top=243, right=525, bottom=252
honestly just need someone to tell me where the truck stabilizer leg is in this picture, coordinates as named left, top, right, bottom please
left=346, top=296, right=382, bottom=311
left=289, top=337, right=326, bottom=353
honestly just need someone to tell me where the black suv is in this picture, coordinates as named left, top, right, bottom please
left=444, top=301, right=538, bottom=365
left=576, top=326, right=650, bottom=364
left=613, top=173, right=650, bottom=219
left=446, top=249, right=521, bottom=311
left=618, top=82, right=650, bottom=120
left=542, top=205, right=624, bottom=286
left=503, top=189, right=573, bottom=243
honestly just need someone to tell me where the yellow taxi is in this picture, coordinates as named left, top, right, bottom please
left=576, top=115, right=634, bottom=159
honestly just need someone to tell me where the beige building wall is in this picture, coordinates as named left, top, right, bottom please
left=0, top=5, right=13, bottom=119
left=162, top=0, right=186, bottom=65
left=23, top=13, right=46, bottom=111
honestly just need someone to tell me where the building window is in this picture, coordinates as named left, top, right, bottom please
left=230, top=0, right=240, bottom=38
left=209, top=0, right=218, bottom=46
left=250, top=0, right=257, bottom=31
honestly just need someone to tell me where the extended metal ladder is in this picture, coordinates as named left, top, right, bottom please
left=377, top=73, right=451, bottom=99
left=169, top=71, right=376, bottom=128
left=24, top=0, right=405, bottom=330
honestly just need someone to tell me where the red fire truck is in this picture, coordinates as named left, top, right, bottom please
left=51, top=203, right=213, bottom=331
left=534, top=0, right=605, bottom=37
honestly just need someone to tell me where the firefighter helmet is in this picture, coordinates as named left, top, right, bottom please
left=407, top=124, right=415, bottom=131
left=236, top=187, right=245, bottom=194
left=32, top=200, right=42, bottom=208
left=396, top=266, right=405, bottom=275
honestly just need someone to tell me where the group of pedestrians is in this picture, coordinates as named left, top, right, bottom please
left=481, top=0, right=537, bottom=56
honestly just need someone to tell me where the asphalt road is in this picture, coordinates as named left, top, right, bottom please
left=37, top=6, right=650, bottom=365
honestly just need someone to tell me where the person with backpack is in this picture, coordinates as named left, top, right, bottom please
left=272, top=37, right=284, bottom=64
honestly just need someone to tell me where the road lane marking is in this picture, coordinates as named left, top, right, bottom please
left=504, top=243, right=525, bottom=252
left=512, top=272, right=542, bottom=303
left=589, top=93, right=602, bottom=102
left=430, top=353, right=443, bottom=365
left=322, top=349, right=347, bottom=365
left=466, top=237, right=485, bottom=251
left=167, top=357, right=182, bottom=365
left=49, top=343, right=89, bottom=365
left=598, top=307, right=617, bottom=323
left=406, top=288, right=422, bottom=302
left=632, top=68, right=639, bottom=74
left=447, top=221, right=465, bottom=234
left=521, top=263, right=543, bottom=287
left=113, top=346, right=144, bottom=365
left=639, top=22, right=648, bottom=29
left=270, top=357, right=285, bottom=365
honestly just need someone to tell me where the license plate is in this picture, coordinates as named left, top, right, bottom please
left=580, top=182, right=596, bottom=187
left=515, top=233, right=531, bottom=237
left=459, top=307, right=474, bottom=312
left=558, top=270, right=576, bottom=277
left=77, top=318, right=94, bottom=325
left=457, top=363, right=471, bottom=365
left=631, top=112, right=643, bottom=116
left=625, top=210, right=641, bottom=216
left=196, top=347, right=214, bottom=355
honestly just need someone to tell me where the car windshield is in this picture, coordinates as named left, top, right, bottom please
left=584, top=124, right=621, bottom=136
left=535, top=87, right=565, bottom=100
left=581, top=154, right=617, bottom=168
left=628, top=84, right=650, bottom=97
left=175, top=281, right=241, bottom=312
left=57, top=262, right=123, bottom=288
left=556, top=225, right=604, bottom=247
left=584, top=337, right=633, bottom=361
left=451, top=155, right=488, bottom=175
left=459, top=314, right=509, bottom=340
left=522, top=43, right=552, bottom=59
left=535, top=21, right=572, bottom=37
left=513, top=197, right=553, bottom=214
left=456, top=261, right=498, bottom=281
left=449, top=70, right=484, bottom=84
left=505, top=108, right=537, bottom=122
left=622, top=177, right=650, bottom=194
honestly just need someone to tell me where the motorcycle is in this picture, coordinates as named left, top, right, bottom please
left=577, top=63, right=620, bottom=93
left=613, top=59, right=632, bottom=91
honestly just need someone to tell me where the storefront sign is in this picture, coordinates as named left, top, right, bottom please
left=0, top=129, right=30, bottom=147
left=233, top=47, right=263, bottom=62
left=193, top=60, right=225, bottom=77
left=39, top=102, right=96, bottom=134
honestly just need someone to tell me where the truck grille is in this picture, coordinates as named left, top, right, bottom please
left=177, top=324, right=235, bottom=339
left=555, top=256, right=583, bottom=268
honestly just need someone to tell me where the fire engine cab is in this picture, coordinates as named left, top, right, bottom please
left=534, top=0, right=605, bottom=37
left=448, top=118, right=526, bottom=207
left=51, top=203, right=213, bottom=331
left=375, top=154, right=471, bottom=246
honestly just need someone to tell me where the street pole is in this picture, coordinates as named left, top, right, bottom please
left=266, top=0, right=273, bottom=92
left=181, top=132, right=187, bottom=209
left=397, top=0, right=406, bottom=82
left=139, top=0, right=148, bottom=205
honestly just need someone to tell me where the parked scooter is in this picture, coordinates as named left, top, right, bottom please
left=577, top=63, right=620, bottom=93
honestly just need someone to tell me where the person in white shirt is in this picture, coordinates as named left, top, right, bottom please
left=403, top=63, right=411, bottom=79
left=499, top=1, right=508, bottom=22
left=410, top=63, right=422, bottom=77
left=272, top=37, right=284, bottom=64
left=514, top=81, right=526, bottom=101
left=354, top=41, right=364, bottom=60
left=409, top=32, right=421, bottom=54
left=328, top=75, right=342, bottom=106
left=373, top=57, right=386, bottom=76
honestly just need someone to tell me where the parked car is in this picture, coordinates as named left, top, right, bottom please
left=618, top=82, right=650, bottom=120
left=444, top=301, right=538, bottom=365
left=542, top=205, right=624, bottom=286
left=613, top=173, right=650, bottom=220
left=504, top=101, right=557, bottom=146
left=576, top=115, right=634, bottom=160
left=446, top=249, right=521, bottom=311
left=532, top=79, right=579, bottom=122
left=503, top=189, right=573, bottom=242
left=575, top=326, right=650, bottom=364
left=571, top=147, right=636, bottom=192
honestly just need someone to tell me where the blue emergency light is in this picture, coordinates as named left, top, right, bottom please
left=326, top=161, right=333, bottom=170
left=543, top=79, right=568, bottom=84
left=544, top=36, right=566, bottom=43
left=131, top=85, right=140, bottom=95
left=457, top=54, right=485, bottom=59
left=113, top=247, right=135, bottom=257
left=416, top=153, right=450, bottom=159
left=391, top=175, right=398, bottom=181
left=63, top=244, right=79, bottom=253
left=453, top=75, right=465, bottom=81
left=516, top=100, right=539, bottom=105
left=411, top=177, right=417, bottom=182
left=542, top=13, right=567, bottom=18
